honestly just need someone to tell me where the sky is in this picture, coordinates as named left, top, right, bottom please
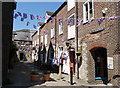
left=13, top=1, right=65, bottom=30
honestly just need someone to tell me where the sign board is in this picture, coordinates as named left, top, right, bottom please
left=107, top=57, right=114, bottom=69
left=89, top=27, right=105, bottom=34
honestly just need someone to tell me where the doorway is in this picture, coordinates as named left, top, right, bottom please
left=20, top=52, right=24, bottom=60
left=90, top=47, right=108, bottom=83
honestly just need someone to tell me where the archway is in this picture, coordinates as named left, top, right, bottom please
left=90, top=47, right=108, bottom=84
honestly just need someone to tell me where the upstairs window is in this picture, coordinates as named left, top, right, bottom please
left=68, top=14, right=75, bottom=39
left=45, top=35, right=47, bottom=46
left=69, top=15, right=74, bottom=27
left=51, top=28, right=55, bottom=38
left=41, top=36, right=43, bottom=43
left=83, top=0, right=94, bottom=23
left=59, top=21, right=63, bottom=35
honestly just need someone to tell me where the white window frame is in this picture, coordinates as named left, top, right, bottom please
left=83, top=0, right=94, bottom=23
left=68, top=13, right=75, bottom=39
left=45, top=35, right=47, bottom=46
left=51, top=28, right=55, bottom=38
left=59, top=22, right=63, bottom=35
left=41, top=36, right=43, bottom=43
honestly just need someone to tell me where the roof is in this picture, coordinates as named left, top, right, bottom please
left=38, top=22, right=45, bottom=26
left=13, top=29, right=37, bottom=41
left=46, top=11, right=54, bottom=16
left=40, top=1, right=67, bottom=29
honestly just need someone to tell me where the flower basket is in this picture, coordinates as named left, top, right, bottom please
left=31, top=71, right=40, bottom=82
left=43, top=71, right=50, bottom=81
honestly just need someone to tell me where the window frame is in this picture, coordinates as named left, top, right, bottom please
left=83, top=0, right=94, bottom=23
left=51, top=27, right=55, bottom=38
left=59, top=21, right=63, bottom=35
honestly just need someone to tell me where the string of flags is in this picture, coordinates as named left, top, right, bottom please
left=18, top=19, right=119, bottom=48
left=14, top=11, right=120, bottom=29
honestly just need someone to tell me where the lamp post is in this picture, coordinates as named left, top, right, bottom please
left=75, top=0, right=79, bottom=79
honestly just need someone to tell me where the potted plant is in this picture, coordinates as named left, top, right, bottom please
left=31, top=70, right=40, bottom=82
left=43, top=71, right=50, bottom=81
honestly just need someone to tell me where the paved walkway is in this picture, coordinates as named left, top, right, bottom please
left=3, top=61, right=114, bottom=88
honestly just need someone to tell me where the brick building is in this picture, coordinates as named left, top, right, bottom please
left=1, top=1, right=16, bottom=86
left=13, top=29, right=36, bottom=62
left=32, top=0, right=120, bottom=86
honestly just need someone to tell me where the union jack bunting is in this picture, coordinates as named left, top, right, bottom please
left=87, top=17, right=94, bottom=24
left=50, top=17, right=55, bottom=23
left=37, top=15, right=41, bottom=20
left=58, top=18, right=63, bottom=24
left=17, top=12, right=22, bottom=17
left=76, top=19, right=83, bottom=27
left=33, top=25, right=36, bottom=29
left=98, top=17, right=106, bottom=25
left=26, top=21, right=30, bottom=26
left=23, top=13, right=27, bottom=19
left=30, top=14, right=35, bottom=20
left=109, top=16, right=118, bottom=20
left=43, top=16, right=49, bottom=19
left=67, top=18, right=72, bottom=26
left=14, top=13, right=19, bottom=19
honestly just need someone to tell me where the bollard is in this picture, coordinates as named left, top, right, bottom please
left=70, top=67, right=73, bottom=85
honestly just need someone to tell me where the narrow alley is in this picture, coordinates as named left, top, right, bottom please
left=1, top=0, right=120, bottom=87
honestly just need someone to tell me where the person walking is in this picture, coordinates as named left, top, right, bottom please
left=59, top=52, right=64, bottom=79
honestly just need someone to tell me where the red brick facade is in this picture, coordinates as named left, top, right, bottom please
left=32, top=1, right=120, bottom=86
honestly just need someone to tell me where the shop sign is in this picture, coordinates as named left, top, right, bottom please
left=89, top=27, right=105, bottom=34
left=107, top=57, right=114, bottom=69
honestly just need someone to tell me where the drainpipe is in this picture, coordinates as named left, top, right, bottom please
left=75, top=0, right=79, bottom=79
left=54, top=16, right=57, bottom=58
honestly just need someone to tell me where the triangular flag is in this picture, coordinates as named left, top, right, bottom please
left=23, top=13, right=27, bottom=19
left=30, top=14, right=35, bottom=20
left=17, top=12, right=22, bottom=17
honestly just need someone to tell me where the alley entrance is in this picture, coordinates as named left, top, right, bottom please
left=90, top=47, right=108, bottom=82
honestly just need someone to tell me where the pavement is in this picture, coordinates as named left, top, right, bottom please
left=2, top=61, right=115, bottom=88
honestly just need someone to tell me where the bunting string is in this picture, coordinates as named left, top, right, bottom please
left=14, top=11, right=120, bottom=29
